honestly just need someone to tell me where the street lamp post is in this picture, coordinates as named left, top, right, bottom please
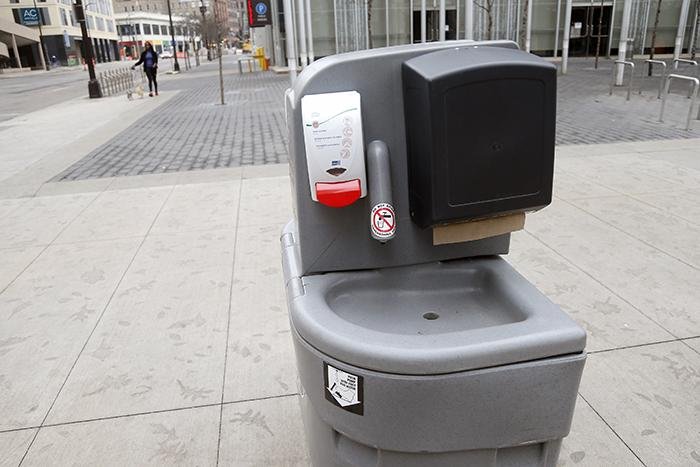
left=166, top=0, right=180, bottom=72
left=200, top=0, right=211, bottom=61
left=74, top=0, right=102, bottom=97
left=31, top=0, right=49, bottom=70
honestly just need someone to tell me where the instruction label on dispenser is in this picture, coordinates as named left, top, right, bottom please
left=324, top=362, right=364, bottom=415
left=301, top=91, right=367, bottom=202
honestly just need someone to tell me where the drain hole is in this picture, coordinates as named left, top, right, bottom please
left=423, top=312, right=439, bottom=320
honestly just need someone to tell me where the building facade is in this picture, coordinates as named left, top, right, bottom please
left=113, top=0, right=241, bottom=45
left=114, top=11, right=199, bottom=58
left=265, top=0, right=698, bottom=68
left=0, top=0, right=119, bottom=67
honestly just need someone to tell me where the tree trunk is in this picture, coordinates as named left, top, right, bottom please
left=691, top=1, right=700, bottom=59
left=368, top=0, right=374, bottom=49
left=519, top=0, right=529, bottom=48
left=648, top=0, right=662, bottom=75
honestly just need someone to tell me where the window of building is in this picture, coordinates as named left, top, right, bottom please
left=108, top=20, right=114, bottom=32
left=96, top=17, right=105, bottom=31
left=151, top=24, right=159, bottom=35
left=10, top=0, right=19, bottom=4
left=87, top=15, right=94, bottom=29
left=143, top=23, right=151, bottom=34
left=60, top=8, right=68, bottom=26
left=135, top=23, right=140, bottom=33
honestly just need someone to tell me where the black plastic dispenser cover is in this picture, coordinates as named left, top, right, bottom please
left=402, top=46, right=557, bottom=228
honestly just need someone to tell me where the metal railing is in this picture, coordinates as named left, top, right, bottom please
left=610, top=60, right=635, bottom=101
left=98, top=67, right=139, bottom=97
left=639, top=59, right=667, bottom=99
left=659, top=74, right=699, bottom=130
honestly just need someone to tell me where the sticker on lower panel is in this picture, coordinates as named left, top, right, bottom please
left=323, top=362, right=364, bottom=415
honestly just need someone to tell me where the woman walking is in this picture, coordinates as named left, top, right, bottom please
left=132, top=41, right=159, bottom=97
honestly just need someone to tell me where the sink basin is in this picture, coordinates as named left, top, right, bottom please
left=327, top=266, right=527, bottom=335
left=287, top=256, right=586, bottom=375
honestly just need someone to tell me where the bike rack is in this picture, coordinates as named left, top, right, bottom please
left=639, top=59, right=667, bottom=99
left=671, top=59, right=698, bottom=97
left=659, top=74, right=699, bottom=130
left=673, top=58, right=698, bottom=70
left=610, top=60, right=635, bottom=101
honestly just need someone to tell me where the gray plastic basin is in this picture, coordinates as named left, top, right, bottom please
left=288, top=257, right=586, bottom=375
left=328, top=266, right=527, bottom=335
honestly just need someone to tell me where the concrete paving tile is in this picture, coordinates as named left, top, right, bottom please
left=632, top=189, right=700, bottom=227
left=34, top=178, right=113, bottom=197
left=225, top=224, right=295, bottom=402
left=628, top=137, right=700, bottom=153
left=684, top=338, right=700, bottom=353
left=507, top=232, right=673, bottom=352
left=23, top=406, right=219, bottom=466
left=526, top=201, right=700, bottom=338
left=613, top=153, right=700, bottom=191
left=0, top=429, right=37, bottom=467
left=555, top=155, right=681, bottom=195
left=219, top=396, right=309, bottom=466
left=105, top=173, right=181, bottom=190
left=0, top=197, right=27, bottom=217
left=0, top=246, right=43, bottom=292
left=553, top=171, right=619, bottom=200
left=242, top=163, right=290, bottom=179
left=571, top=195, right=700, bottom=269
left=558, top=396, right=643, bottom=466
left=555, top=142, right=638, bottom=158
left=0, top=193, right=97, bottom=248
left=55, top=187, right=171, bottom=243
left=224, top=328, right=297, bottom=403
left=639, top=148, right=700, bottom=171
left=238, top=176, right=293, bottom=227
left=0, top=239, right=141, bottom=431
left=45, top=230, right=234, bottom=424
left=578, top=342, right=700, bottom=466
left=150, top=181, right=240, bottom=234
left=176, top=167, right=243, bottom=184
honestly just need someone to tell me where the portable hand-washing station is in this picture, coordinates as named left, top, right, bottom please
left=281, top=41, right=586, bottom=467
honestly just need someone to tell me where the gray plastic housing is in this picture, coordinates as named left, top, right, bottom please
left=281, top=222, right=586, bottom=465
left=286, top=41, right=520, bottom=276
left=403, top=47, right=557, bottom=228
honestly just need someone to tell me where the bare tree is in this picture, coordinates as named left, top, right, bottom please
left=475, top=0, right=495, bottom=40
left=691, top=0, right=700, bottom=59
left=518, top=0, right=529, bottom=48
left=648, top=0, right=662, bottom=75
left=367, top=0, right=374, bottom=49
left=181, top=12, right=202, bottom=66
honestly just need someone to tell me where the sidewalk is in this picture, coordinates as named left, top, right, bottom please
left=0, top=51, right=699, bottom=466
left=0, top=136, right=699, bottom=466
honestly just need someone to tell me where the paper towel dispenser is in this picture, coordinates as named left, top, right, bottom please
left=402, top=46, right=557, bottom=229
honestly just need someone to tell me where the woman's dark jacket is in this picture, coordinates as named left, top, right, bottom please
left=133, top=49, right=158, bottom=71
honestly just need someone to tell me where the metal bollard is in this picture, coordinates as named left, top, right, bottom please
left=659, top=74, right=699, bottom=130
left=640, top=59, right=667, bottom=99
left=610, top=60, right=635, bottom=101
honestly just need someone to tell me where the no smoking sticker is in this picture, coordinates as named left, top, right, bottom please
left=370, top=203, right=396, bottom=240
left=324, top=362, right=364, bottom=415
